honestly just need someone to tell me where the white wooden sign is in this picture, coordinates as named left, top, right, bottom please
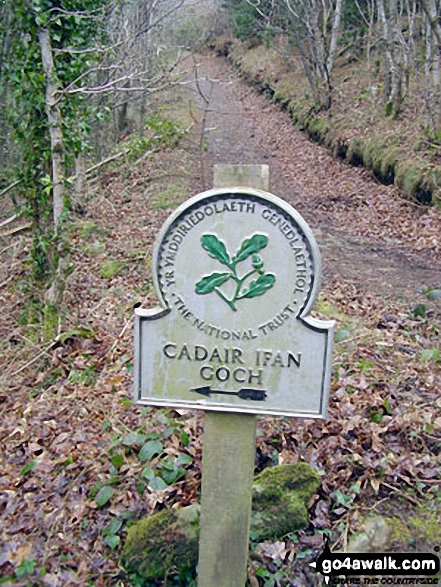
left=134, top=187, right=334, bottom=418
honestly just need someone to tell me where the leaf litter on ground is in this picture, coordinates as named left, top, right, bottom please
left=0, top=56, right=440, bottom=586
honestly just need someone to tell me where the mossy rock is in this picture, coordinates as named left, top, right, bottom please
left=122, top=504, right=200, bottom=584
left=407, top=508, right=441, bottom=546
left=251, top=462, right=320, bottom=541
left=346, top=506, right=441, bottom=554
left=121, top=463, right=319, bottom=585
left=362, top=139, right=387, bottom=178
left=287, top=98, right=314, bottom=131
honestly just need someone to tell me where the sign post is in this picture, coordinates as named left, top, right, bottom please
left=197, top=165, right=267, bottom=587
left=134, top=164, right=334, bottom=586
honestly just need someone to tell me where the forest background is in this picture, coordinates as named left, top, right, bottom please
left=0, top=0, right=440, bottom=585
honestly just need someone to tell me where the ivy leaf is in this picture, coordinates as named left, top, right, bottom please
left=104, top=534, right=121, bottom=550
left=201, top=234, right=231, bottom=266
left=158, top=457, right=186, bottom=485
left=149, top=476, right=168, bottom=491
left=122, top=432, right=147, bottom=446
left=95, top=485, right=114, bottom=507
left=233, top=234, right=268, bottom=264
left=176, top=453, right=193, bottom=466
left=195, top=272, right=231, bottom=294
left=106, top=518, right=123, bottom=536
left=241, top=273, right=275, bottom=299
left=139, top=440, right=163, bottom=462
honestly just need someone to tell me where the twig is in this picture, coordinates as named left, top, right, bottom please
left=0, top=223, right=32, bottom=237
left=84, top=149, right=130, bottom=176
left=0, top=180, right=21, bottom=199
left=0, top=242, right=18, bottom=256
left=193, top=60, right=214, bottom=190
left=413, top=478, right=441, bottom=485
left=362, top=496, right=390, bottom=511
left=8, top=338, right=59, bottom=379
left=108, top=317, right=132, bottom=356
left=0, top=275, right=14, bottom=289
left=192, top=56, right=210, bottom=105
left=68, top=149, right=130, bottom=183
left=0, top=213, right=21, bottom=228
left=342, top=516, right=350, bottom=551
left=132, top=149, right=154, bottom=167
left=96, top=194, right=117, bottom=213
left=381, top=482, right=418, bottom=504
left=188, top=98, right=200, bottom=124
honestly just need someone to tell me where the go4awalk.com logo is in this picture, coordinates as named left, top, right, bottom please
left=309, top=540, right=440, bottom=585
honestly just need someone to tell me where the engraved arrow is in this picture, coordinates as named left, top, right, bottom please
left=191, top=387, right=267, bottom=401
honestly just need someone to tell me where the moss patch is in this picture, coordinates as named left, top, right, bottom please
left=251, top=463, right=320, bottom=541
left=121, top=505, right=199, bottom=585
left=383, top=509, right=441, bottom=549
left=120, top=463, right=320, bottom=584
left=386, top=517, right=412, bottom=548
left=346, top=137, right=365, bottom=167
left=408, top=508, right=441, bottom=545
left=79, top=221, right=108, bottom=239
left=150, top=177, right=188, bottom=211
left=43, top=303, right=59, bottom=342
left=18, top=299, right=42, bottom=343
left=100, top=260, right=121, bottom=279
left=348, top=505, right=441, bottom=554
left=307, top=118, right=331, bottom=144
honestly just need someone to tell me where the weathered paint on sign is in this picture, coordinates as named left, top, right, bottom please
left=134, top=187, right=334, bottom=417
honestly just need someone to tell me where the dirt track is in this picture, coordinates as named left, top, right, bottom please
left=185, top=54, right=441, bottom=299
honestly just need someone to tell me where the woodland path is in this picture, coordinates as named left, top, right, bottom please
left=1, top=53, right=440, bottom=587
left=186, top=53, right=441, bottom=299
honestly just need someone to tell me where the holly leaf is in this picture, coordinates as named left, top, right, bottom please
left=201, top=234, right=230, bottom=266
left=241, top=273, right=275, bottom=298
left=195, top=272, right=231, bottom=294
left=233, top=234, right=268, bottom=264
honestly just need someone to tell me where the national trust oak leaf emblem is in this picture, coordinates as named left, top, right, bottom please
left=195, top=233, right=276, bottom=311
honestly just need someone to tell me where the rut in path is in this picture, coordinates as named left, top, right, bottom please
left=185, top=54, right=441, bottom=300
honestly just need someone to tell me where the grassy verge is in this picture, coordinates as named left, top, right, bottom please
left=215, top=39, right=441, bottom=208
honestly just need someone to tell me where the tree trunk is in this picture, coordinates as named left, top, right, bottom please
left=38, top=27, right=66, bottom=228
left=327, top=0, right=343, bottom=74
left=377, top=0, right=404, bottom=116
left=421, top=0, right=441, bottom=45
left=284, top=0, right=333, bottom=109
left=74, top=154, right=86, bottom=208
left=421, top=0, right=441, bottom=131
left=38, top=27, right=68, bottom=339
